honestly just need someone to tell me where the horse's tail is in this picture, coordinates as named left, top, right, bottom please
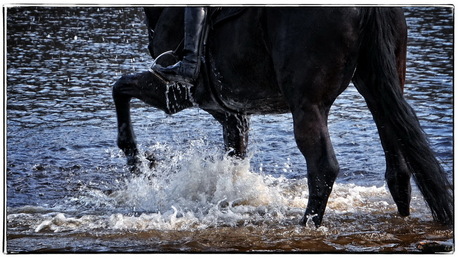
left=352, top=8, right=453, bottom=225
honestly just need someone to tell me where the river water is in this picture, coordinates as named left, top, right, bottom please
left=5, top=6, right=453, bottom=253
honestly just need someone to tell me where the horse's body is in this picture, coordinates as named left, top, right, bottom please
left=113, top=7, right=453, bottom=227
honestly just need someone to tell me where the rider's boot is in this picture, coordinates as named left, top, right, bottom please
left=154, top=7, right=206, bottom=82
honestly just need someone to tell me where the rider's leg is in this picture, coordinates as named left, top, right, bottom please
left=155, top=7, right=207, bottom=81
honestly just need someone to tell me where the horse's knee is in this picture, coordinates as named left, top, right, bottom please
left=113, top=75, right=127, bottom=92
left=113, top=74, right=135, bottom=98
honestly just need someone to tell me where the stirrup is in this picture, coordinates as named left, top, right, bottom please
left=149, top=50, right=177, bottom=83
left=149, top=50, right=178, bottom=72
left=149, top=50, right=194, bottom=84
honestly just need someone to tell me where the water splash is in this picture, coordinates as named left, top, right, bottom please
left=7, top=141, right=450, bottom=253
left=94, top=145, right=298, bottom=229
left=17, top=141, right=434, bottom=235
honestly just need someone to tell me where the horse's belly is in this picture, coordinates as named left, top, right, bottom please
left=222, top=94, right=290, bottom=115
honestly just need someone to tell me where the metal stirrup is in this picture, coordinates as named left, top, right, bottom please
left=149, top=50, right=178, bottom=74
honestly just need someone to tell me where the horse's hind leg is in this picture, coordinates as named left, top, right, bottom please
left=291, top=104, right=339, bottom=227
left=277, top=73, right=342, bottom=226
left=353, top=8, right=452, bottom=225
left=361, top=106, right=412, bottom=216
left=272, top=56, right=348, bottom=227
left=272, top=53, right=351, bottom=227
left=352, top=82, right=412, bottom=216
left=352, top=10, right=412, bottom=217
left=353, top=72, right=413, bottom=217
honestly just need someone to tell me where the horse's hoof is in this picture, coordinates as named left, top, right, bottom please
left=299, top=214, right=322, bottom=228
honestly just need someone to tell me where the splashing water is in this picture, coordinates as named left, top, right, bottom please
left=7, top=140, right=452, bottom=252
left=66, top=144, right=306, bottom=230
left=18, top=141, right=426, bottom=232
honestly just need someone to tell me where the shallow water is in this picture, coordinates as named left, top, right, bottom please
left=5, top=6, right=453, bottom=253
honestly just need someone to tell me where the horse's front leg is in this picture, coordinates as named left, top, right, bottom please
left=113, top=75, right=142, bottom=173
left=210, top=112, right=250, bottom=158
left=113, top=71, right=193, bottom=173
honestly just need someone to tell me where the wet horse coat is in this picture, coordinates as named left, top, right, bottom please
left=113, top=7, right=453, bottom=227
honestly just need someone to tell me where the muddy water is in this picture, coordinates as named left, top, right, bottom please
left=5, top=6, right=453, bottom=253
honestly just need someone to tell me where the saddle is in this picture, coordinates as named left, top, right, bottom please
left=172, top=7, right=247, bottom=52
left=150, top=7, right=248, bottom=114
left=209, top=7, right=247, bottom=27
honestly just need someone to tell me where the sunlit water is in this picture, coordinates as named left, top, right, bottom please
left=5, top=7, right=453, bottom=252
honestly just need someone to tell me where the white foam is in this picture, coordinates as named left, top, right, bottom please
left=101, top=147, right=297, bottom=229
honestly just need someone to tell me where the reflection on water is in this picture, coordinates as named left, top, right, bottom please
left=5, top=6, right=453, bottom=252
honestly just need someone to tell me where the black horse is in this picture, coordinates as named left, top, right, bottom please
left=113, top=7, right=453, bottom=227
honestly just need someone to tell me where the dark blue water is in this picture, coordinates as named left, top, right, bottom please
left=5, top=6, right=453, bottom=252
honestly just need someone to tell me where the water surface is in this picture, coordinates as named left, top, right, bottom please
left=5, top=6, right=453, bottom=253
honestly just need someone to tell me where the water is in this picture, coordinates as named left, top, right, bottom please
left=5, top=7, right=453, bottom=253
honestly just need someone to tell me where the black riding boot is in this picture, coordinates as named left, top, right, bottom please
left=155, top=7, right=206, bottom=82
